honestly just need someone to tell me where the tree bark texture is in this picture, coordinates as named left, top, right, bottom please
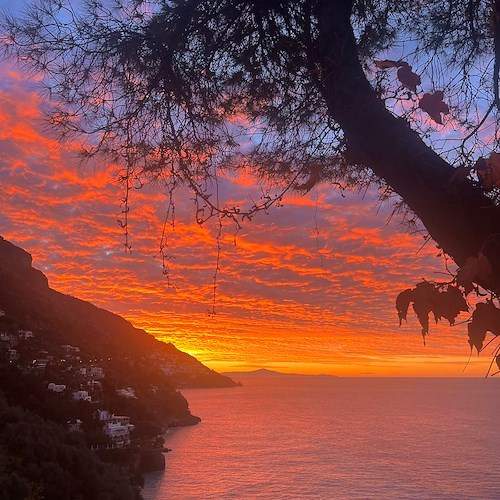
left=315, top=0, right=500, bottom=293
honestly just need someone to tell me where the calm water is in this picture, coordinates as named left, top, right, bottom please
left=143, top=377, right=500, bottom=499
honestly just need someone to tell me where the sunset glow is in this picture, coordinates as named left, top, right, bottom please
left=0, top=61, right=491, bottom=376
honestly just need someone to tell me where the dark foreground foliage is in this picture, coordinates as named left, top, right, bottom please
left=0, top=398, right=141, bottom=500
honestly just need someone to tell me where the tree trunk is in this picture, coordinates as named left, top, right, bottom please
left=315, top=0, right=500, bottom=293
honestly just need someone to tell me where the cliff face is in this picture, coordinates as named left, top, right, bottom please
left=0, top=235, right=236, bottom=390
left=0, top=236, right=48, bottom=288
left=0, top=236, right=243, bottom=499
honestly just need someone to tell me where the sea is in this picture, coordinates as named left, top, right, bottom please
left=142, top=376, right=500, bottom=499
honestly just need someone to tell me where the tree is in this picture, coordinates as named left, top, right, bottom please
left=2, top=0, right=500, bottom=360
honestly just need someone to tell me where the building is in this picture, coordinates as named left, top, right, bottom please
left=18, top=330, right=34, bottom=340
left=32, top=358, right=49, bottom=372
left=48, top=383, right=66, bottom=393
left=89, top=366, right=105, bottom=379
left=116, top=387, right=137, bottom=399
left=62, top=344, right=80, bottom=353
left=0, top=333, right=16, bottom=348
left=67, top=419, right=82, bottom=432
left=103, top=415, right=135, bottom=448
left=161, top=364, right=173, bottom=375
left=72, top=390, right=91, bottom=402
left=7, top=349, right=19, bottom=362
left=97, top=409, right=111, bottom=422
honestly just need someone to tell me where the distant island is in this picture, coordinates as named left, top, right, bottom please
left=223, top=368, right=339, bottom=378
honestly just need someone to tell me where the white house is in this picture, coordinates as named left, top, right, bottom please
left=103, top=415, right=135, bottom=448
left=67, top=419, right=82, bottom=432
left=18, top=330, right=34, bottom=339
left=116, top=387, right=137, bottom=399
left=111, top=415, right=132, bottom=426
left=98, top=409, right=111, bottom=422
left=72, top=390, right=91, bottom=402
left=89, top=366, right=105, bottom=379
left=48, top=383, right=66, bottom=393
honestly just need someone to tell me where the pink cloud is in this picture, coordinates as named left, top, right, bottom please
left=0, top=59, right=489, bottom=377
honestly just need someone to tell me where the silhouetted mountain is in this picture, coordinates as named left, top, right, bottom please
left=0, top=236, right=241, bottom=497
left=0, top=235, right=236, bottom=391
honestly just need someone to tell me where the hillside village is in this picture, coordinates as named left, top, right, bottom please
left=1, top=322, right=164, bottom=448
left=0, top=235, right=241, bottom=499
left=0, top=312, right=236, bottom=449
left=0, top=236, right=240, bottom=498
left=0, top=236, right=237, bottom=457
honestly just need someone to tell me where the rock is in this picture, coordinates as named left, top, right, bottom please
left=139, top=450, right=166, bottom=472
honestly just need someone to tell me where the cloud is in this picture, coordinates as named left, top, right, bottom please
left=0, top=60, right=489, bottom=376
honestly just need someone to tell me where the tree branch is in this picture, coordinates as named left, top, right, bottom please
left=314, top=0, right=500, bottom=293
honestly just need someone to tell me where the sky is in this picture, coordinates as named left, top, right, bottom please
left=0, top=54, right=495, bottom=377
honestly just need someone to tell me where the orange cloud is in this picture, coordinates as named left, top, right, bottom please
left=0, top=59, right=491, bottom=377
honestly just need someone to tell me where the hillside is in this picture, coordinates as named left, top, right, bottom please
left=0, top=235, right=239, bottom=498
left=0, top=235, right=235, bottom=390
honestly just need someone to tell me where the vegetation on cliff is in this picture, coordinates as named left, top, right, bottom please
left=0, top=235, right=237, bottom=498
left=0, top=398, right=141, bottom=500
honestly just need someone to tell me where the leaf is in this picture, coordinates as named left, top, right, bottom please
left=433, top=285, right=468, bottom=325
left=468, top=321, right=487, bottom=353
left=456, top=253, right=492, bottom=294
left=396, top=283, right=468, bottom=346
left=294, top=164, right=322, bottom=192
left=396, top=288, right=414, bottom=326
left=373, top=60, right=421, bottom=92
left=476, top=252, right=493, bottom=282
left=411, top=282, right=440, bottom=341
left=397, top=64, right=421, bottom=92
left=418, top=91, right=449, bottom=124
left=475, top=152, right=500, bottom=191
left=373, top=59, right=401, bottom=69
left=467, top=302, right=500, bottom=353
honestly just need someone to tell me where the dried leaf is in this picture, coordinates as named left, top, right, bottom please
left=418, top=91, right=449, bottom=124
left=396, top=283, right=469, bottom=345
left=397, top=64, right=421, bottom=92
left=396, top=288, right=414, bottom=326
left=373, top=59, right=401, bottom=69
left=294, top=164, right=322, bottom=192
left=433, top=285, right=468, bottom=325
left=475, top=152, right=500, bottom=191
left=476, top=252, right=493, bottom=282
left=411, top=282, right=440, bottom=340
left=467, top=302, right=500, bottom=353
left=457, top=253, right=492, bottom=294
left=468, top=321, right=487, bottom=353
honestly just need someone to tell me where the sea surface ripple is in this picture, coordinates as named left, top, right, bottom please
left=143, top=377, right=500, bottom=499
